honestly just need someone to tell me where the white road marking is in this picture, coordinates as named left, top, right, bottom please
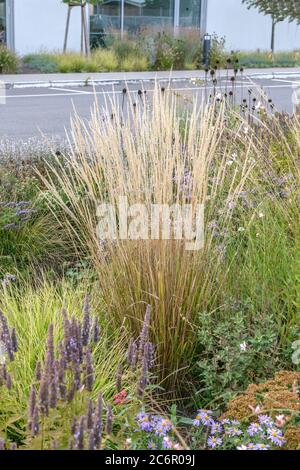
left=51, top=87, right=92, bottom=95
left=271, top=78, right=300, bottom=85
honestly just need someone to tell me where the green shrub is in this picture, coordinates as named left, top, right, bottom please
left=194, top=308, right=294, bottom=408
left=23, top=53, right=59, bottom=73
left=92, top=49, right=118, bottom=71
left=0, top=45, right=18, bottom=73
left=56, top=53, right=98, bottom=73
left=154, top=33, right=186, bottom=70
left=120, top=55, right=149, bottom=72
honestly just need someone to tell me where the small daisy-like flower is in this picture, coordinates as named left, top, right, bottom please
left=148, top=440, right=157, bottom=450
left=237, top=445, right=248, bottom=450
left=258, top=212, right=264, bottom=218
left=155, top=418, right=172, bottom=436
left=247, top=422, right=263, bottom=436
left=194, top=410, right=214, bottom=427
left=162, top=436, right=173, bottom=449
left=267, top=428, right=285, bottom=447
left=207, top=436, right=222, bottom=449
left=231, top=420, right=240, bottom=426
left=254, top=443, right=270, bottom=450
left=240, top=342, right=247, bottom=352
left=227, top=427, right=243, bottom=437
left=136, top=413, right=153, bottom=432
left=258, top=415, right=273, bottom=427
left=221, top=418, right=231, bottom=425
left=247, top=443, right=256, bottom=450
left=211, top=423, right=223, bottom=435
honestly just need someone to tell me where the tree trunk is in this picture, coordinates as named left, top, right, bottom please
left=63, top=6, right=72, bottom=53
left=271, top=18, right=276, bottom=54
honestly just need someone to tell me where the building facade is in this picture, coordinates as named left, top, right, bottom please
left=0, top=0, right=299, bottom=55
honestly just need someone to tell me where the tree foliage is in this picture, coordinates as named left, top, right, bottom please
left=242, top=0, right=300, bottom=24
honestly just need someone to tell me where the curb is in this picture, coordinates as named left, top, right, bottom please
left=2, top=70, right=300, bottom=90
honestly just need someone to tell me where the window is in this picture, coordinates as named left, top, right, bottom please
left=0, top=0, right=6, bottom=44
left=179, top=0, right=201, bottom=28
left=90, top=0, right=202, bottom=46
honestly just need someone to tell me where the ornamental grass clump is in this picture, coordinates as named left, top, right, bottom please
left=42, top=86, right=265, bottom=389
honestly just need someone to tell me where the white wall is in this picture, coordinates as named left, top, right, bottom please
left=14, top=0, right=83, bottom=55
left=206, top=0, right=300, bottom=51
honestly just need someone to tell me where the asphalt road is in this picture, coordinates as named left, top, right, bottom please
left=0, top=75, right=299, bottom=143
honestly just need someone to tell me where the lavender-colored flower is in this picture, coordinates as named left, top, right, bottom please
left=194, top=410, right=214, bottom=427
left=84, top=348, right=94, bottom=392
left=220, top=418, right=231, bottom=425
left=35, top=361, right=42, bottom=381
left=67, top=382, right=76, bottom=403
left=93, top=393, right=103, bottom=449
left=39, top=375, right=49, bottom=416
left=148, top=440, right=157, bottom=450
left=28, top=385, right=36, bottom=421
left=31, top=406, right=40, bottom=436
left=136, top=412, right=153, bottom=432
left=126, top=339, right=134, bottom=366
left=92, top=316, right=100, bottom=344
left=247, top=422, right=263, bottom=436
left=88, top=430, right=95, bottom=450
left=49, top=379, right=57, bottom=409
left=82, top=295, right=91, bottom=346
left=207, top=436, right=222, bottom=448
left=11, top=328, right=18, bottom=353
left=10, top=443, right=17, bottom=450
left=75, top=416, right=85, bottom=450
left=247, top=443, right=257, bottom=450
left=267, top=428, right=286, bottom=447
left=116, top=364, right=123, bottom=392
left=254, top=443, right=270, bottom=450
left=68, top=439, right=74, bottom=450
left=162, top=436, right=173, bottom=449
left=0, top=439, right=5, bottom=450
left=154, top=418, right=172, bottom=437
left=258, top=414, right=274, bottom=427
left=227, top=427, right=243, bottom=437
left=211, top=422, right=223, bottom=435
left=231, top=420, right=240, bottom=426
left=86, top=399, right=94, bottom=430
left=0, top=310, right=14, bottom=361
left=58, top=358, right=66, bottom=400
left=106, top=405, right=113, bottom=435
